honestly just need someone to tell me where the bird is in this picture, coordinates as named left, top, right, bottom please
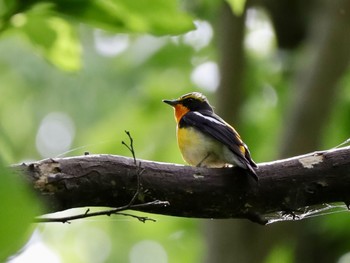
left=163, top=92, right=258, bottom=181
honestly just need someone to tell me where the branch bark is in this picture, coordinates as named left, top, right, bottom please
left=14, top=146, right=350, bottom=224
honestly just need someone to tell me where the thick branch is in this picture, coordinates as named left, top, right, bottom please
left=14, top=146, right=350, bottom=223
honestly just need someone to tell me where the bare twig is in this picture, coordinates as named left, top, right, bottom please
left=121, top=130, right=146, bottom=207
left=333, top=138, right=350, bottom=149
left=33, top=130, right=170, bottom=224
left=122, top=130, right=136, bottom=165
left=34, top=200, right=170, bottom=223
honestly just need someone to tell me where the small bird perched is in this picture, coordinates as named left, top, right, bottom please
left=163, top=92, right=258, bottom=181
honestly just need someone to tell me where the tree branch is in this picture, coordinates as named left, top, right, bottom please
left=13, top=146, right=350, bottom=224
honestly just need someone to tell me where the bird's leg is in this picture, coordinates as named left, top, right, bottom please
left=196, top=152, right=211, bottom=167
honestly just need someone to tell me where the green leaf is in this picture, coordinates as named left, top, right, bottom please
left=0, top=161, right=42, bottom=261
left=16, top=12, right=82, bottom=71
left=37, top=0, right=195, bottom=35
left=2, top=0, right=194, bottom=71
left=226, top=0, right=246, bottom=16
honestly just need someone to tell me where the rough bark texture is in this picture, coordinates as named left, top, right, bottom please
left=14, top=147, right=350, bottom=223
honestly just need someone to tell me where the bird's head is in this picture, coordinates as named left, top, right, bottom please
left=163, top=92, right=213, bottom=122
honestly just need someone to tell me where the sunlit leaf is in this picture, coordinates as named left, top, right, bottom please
left=9, top=0, right=195, bottom=35
left=16, top=13, right=82, bottom=71
left=1, top=0, right=194, bottom=71
left=51, top=0, right=195, bottom=35
left=226, top=0, right=246, bottom=15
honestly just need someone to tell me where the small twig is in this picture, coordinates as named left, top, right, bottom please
left=332, top=138, right=350, bottom=149
left=121, top=130, right=150, bottom=209
left=121, top=130, right=145, bottom=207
left=34, top=130, right=170, bottom=224
left=127, top=165, right=145, bottom=207
left=345, top=201, right=350, bottom=210
left=122, top=130, right=136, bottom=165
left=34, top=200, right=170, bottom=223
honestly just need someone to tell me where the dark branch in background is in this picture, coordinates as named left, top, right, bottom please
left=34, top=131, right=169, bottom=223
left=14, top=146, right=350, bottom=225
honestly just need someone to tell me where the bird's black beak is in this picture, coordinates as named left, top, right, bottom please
left=163, top=99, right=179, bottom=107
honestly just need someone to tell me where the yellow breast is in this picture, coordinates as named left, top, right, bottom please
left=177, top=126, right=225, bottom=167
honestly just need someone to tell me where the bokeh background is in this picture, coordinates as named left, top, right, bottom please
left=1, top=0, right=350, bottom=262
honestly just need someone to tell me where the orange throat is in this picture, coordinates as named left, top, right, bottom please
left=174, top=104, right=190, bottom=123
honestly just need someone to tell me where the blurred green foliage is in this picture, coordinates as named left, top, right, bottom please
left=0, top=0, right=195, bottom=71
left=226, top=0, right=246, bottom=15
left=0, top=1, right=200, bottom=261
left=1, top=0, right=350, bottom=262
left=0, top=160, right=41, bottom=261
left=0, top=28, right=208, bottom=260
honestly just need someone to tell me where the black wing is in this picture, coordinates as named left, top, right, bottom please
left=180, top=111, right=258, bottom=179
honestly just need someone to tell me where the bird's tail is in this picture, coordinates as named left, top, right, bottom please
left=246, top=163, right=258, bottom=181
